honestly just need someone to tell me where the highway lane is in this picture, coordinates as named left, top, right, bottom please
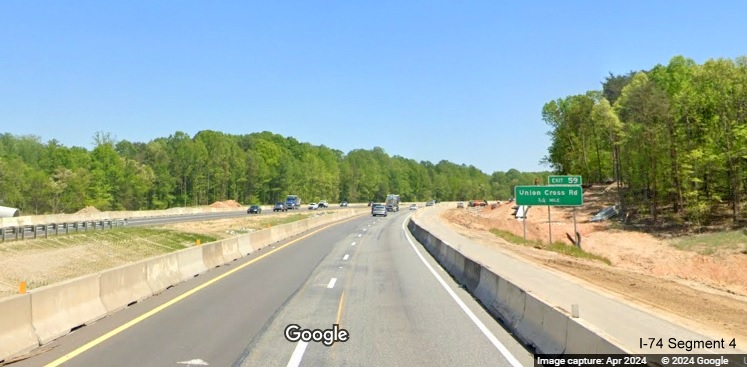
left=14, top=210, right=532, bottom=367
left=237, top=210, right=531, bottom=366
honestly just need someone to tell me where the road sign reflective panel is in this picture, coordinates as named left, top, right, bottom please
left=514, top=185, right=583, bottom=206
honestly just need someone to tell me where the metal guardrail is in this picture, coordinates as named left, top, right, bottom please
left=0, top=219, right=127, bottom=242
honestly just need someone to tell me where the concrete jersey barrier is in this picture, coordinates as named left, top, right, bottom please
left=30, top=274, right=108, bottom=344
left=146, top=253, right=182, bottom=294
left=0, top=294, right=38, bottom=363
left=99, top=262, right=154, bottom=313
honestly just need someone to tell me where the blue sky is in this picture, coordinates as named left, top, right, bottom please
left=2, top=1, right=746, bottom=174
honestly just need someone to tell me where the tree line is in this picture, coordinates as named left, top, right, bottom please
left=542, top=55, right=747, bottom=225
left=0, top=131, right=549, bottom=214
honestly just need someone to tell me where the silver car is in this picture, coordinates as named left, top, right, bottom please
left=372, top=204, right=387, bottom=217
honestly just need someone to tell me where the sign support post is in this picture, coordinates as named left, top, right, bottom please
left=548, top=206, right=552, bottom=244
left=573, top=208, right=578, bottom=248
left=523, top=217, right=527, bottom=241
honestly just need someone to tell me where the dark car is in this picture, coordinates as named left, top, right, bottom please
left=247, top=205, right=262, bottom=214
left=273, top=202, right=287, bottom=212
left=340, top=201, right=348, bottom=207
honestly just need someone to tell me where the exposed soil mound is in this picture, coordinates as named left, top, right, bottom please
left=209, top=200, right=242, bottom=208
left=75, top=206, right=101, bottom=214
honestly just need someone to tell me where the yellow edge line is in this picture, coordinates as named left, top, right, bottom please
left=335, top=291, right=345, bottom=325
left=44, top=214, right=365, bottom=367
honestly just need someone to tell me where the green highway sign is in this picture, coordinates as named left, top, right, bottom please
left=514, top=185, right=583, bottom=206
left=548, top=175, right=582, bottom=185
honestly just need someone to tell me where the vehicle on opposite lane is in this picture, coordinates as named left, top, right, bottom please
left=247, top=205, right=262, bottom=214
left=274, top=202, right=288, bottom=212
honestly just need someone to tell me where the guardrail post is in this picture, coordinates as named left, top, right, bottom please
left=44, top=224, right=48, bottom=238
left=1, top=228, right=4, bottom=242
left=22, top=226, right=26, bottom=240
left=33, top=225, right=37, bottom=239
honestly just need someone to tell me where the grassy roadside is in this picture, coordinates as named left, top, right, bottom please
left=0, top=227, right=217, bottom=252
left=672, top=230, right=747, bottom=255
left=489, top=228, right=611, bottom=265
left=252, top=211, right=335, bottom=229
left=0, top=228, right=218, bottom=297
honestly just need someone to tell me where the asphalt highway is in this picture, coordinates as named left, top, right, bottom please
left=13, top=209, right=532, bottom=367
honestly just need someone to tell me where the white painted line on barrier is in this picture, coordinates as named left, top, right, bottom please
left=327, top=278, right=337, bottom=289
left=400, top=217, right=523, bottom=367
left=286, top=341, right=308, bottom=367
left=343, top=254, right=350, bottom=261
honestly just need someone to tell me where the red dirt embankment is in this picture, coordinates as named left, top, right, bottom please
left=440, top=185, right=747, bottom=343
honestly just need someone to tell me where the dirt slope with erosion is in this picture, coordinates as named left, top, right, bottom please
left=440, top=188, right=747, bottom=345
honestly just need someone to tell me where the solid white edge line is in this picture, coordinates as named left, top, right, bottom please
left=286, top=341, right=309, bottom=367
left=400, top=216, right=524, bottom=367
left=327, top=278, right=337, bottom=289
left=343, top=254, right=350, bottom=261
left=351, top=242, right=356, bottom=246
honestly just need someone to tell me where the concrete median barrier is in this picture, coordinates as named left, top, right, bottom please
left=566, top=318, right=627, bottom=354
left=473, top=266, right=500, bottom=311
left=515, top=294, right=545, bottom=349
left=268, top=226, right=284, bottom=244
left=177, top=246, right=208, bottom=280
left=0, top=294, right=38, bottom=363
left=461, top=258, right=481, bottom=291
left=435, top=238, right=448, bottom=263
left=221, top=238, right=242, bottom=261
left=537, top=303, right=568, bottom=355
left=31, top=274, right=107, bottom=344
left=202, top=241, right=227, bottom=269
left=451, top=251, right=467, bottom=284
left=146, top=253, right=182, bottom=294
left=496, top=278, right=526, bottom=329
left=100, top=262, right=153, bottom=313
left=443, top=246, right=457, bottom=275
left=249, top=230, right=272, bottom=251
left=237, top=234, right=252, bottom=255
